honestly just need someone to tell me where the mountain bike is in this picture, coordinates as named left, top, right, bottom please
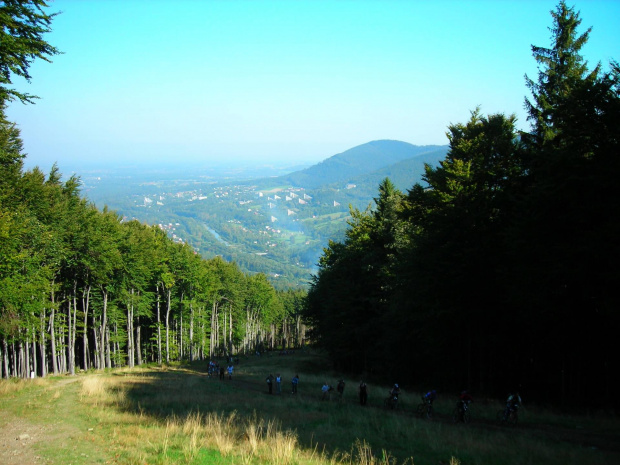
left=384, top=394, right=399, bottom=410
left=452, top=400, right=471, bottom=423
left=496, top=406, right=518, bottom=426
left=416, top=397, right=433, bottom=419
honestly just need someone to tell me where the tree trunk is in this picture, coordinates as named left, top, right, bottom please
left=100, top=288, right=108, bottom=370
left=106, top=325, right=111, bottom=368
left=127, top=288, right=135, bottom=368
left=93, top=316, right=100, bottom=370
left=82, top=285, right=91, bottom=371
left=50, top=281, right=58, bottom=375
left=1, top=338, right=7, bottom=379
left=31, top=332, right=37, bottom=378
left=39, top=308, right=47, bottom=377
left=136, top=315, right=142, bottom=366
left=68, top=290, right=75, bottom=376
left=156, top=285, right=162, bottom=364
left=179, top=292, right=184, bottom=361
left=165, top=288, right=171, bottom=363
left=189, top=301, right=194, bottom=361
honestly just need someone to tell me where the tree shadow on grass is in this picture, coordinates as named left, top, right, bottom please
left=116, top=358, right=384, bottom=461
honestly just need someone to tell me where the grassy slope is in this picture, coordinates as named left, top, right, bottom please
left=1, top=351, right=618, bottom=465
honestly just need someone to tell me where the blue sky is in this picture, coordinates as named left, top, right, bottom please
left=7, top=0, right=620, bottom=171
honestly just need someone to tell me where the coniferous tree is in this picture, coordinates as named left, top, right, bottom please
left=0, top=0, right=60, bottom=103
left=512, top=1, right=620, bottom=405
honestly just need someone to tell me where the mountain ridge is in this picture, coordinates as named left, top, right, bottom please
left=277, top=140, right=448, bottom=189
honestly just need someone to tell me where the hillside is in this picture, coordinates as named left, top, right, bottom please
left=80, top=140, right=449, bottom=287
left=355, top=147, right=447, bottom=192
left=280, top=140, right=447, bottom=189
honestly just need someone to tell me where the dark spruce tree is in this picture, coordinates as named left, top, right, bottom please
left=511, top=1, right=620, bottom=407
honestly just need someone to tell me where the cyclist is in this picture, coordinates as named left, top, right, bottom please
left=505, top=391, right=522, bottom=416
left=423, top=389, right=437, bottom=405
left=387, top=383, right=400, bottom=408
left=460, top=390, right=473, bottom=403
left=321, top=381, right=333, bottom=400
left=337, top=379, right=345, bottom=399
left=390, top=384, right=401, bottom=400
left=454, top=390, right=474, bottom=422
left=359, top=380, right=368, bottom=406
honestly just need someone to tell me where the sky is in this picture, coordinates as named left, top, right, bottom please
left=6, top=0, right=620, bottom=172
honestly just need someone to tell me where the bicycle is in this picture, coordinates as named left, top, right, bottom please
left=496, top=406, right=518, bottom=426
left=384, top=394, right=399, bottom=410
left=416, top=397, right=434, bottom=419
left=452, top=400, right=471, bottom=423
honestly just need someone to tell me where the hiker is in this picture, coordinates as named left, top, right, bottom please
left=359, top=380, right=368, bottom=406
left=266, top=373, right=274, bottom=394
left=337, top=379, right=345, bottom=399
left=276, top=374, right=282, bottom=394
left=291, top=374, right=299, bottom=394
left=321, top=381, right=332, bottom=400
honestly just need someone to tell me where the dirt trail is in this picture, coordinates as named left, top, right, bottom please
left=0, top=416, right=52, bottom=464
left=0, top=377, right=82, bottom=465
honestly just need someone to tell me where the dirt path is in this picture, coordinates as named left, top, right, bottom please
left=0, top=377, right=88, bottom=465
left=0, top=415, right=53, bottom=464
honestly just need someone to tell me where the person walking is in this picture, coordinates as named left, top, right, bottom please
left=266, top=373, right=274, bottom=394
left=359, top=380, right=368, bottom=406
left=275, top=374, right=282, bottom=394
left=291, top=374, right=299, bottom=395
left=227, top=364, right=233, bottom=380
left=321, top=381, right=332, bottom=400
left=337, top=379, right=346, bottom=400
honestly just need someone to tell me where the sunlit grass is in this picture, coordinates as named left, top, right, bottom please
left=2, top=352, right=618, bottom=464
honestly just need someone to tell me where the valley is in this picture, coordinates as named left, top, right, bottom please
left=79, top=141, right=447, bottom=288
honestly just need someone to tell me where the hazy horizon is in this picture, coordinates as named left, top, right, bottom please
left=7, top=0, right=619, bottom=173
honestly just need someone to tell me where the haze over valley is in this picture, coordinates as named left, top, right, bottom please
left=81, top=140, right=447, bottom=287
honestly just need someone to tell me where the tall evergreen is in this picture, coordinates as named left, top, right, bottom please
left=512, top=1, right=620, bottom=405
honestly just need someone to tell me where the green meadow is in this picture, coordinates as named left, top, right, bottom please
left=1, top=351, right=618, bottom=465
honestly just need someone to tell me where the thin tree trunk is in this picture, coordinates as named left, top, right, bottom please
left=93, top=316, right=100, bottom=370
left=1, top=339, right=7, bottom=379
left=100, top=288, right=108, bottom=369
left=20, top=339, right=26, bottom=378
left=39, top=309, right=47, bottom=377
left=165, top=288, right=171, bottom=363
left=11, top=342, right=16, bottom=377
left=189, top=301, right=194, bottom=361
left=127, top=288, right=134, bottom=368
left=156, top=285, right=162, bottom=364
left=82, top=285, right=91, bottom=371
left=136, top=315, right=142, bottom=366
left=106, top=325, right=111, bottom=368
left=179, top=292, right=184, bottom=361
left=31, top=332, right=37, bottom=378
left=68, top=289, right=74, bottom=375
left=50, top=281, right=58, bottom=375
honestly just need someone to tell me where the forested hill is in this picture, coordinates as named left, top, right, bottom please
left=279, top=140, right=447, bottom=189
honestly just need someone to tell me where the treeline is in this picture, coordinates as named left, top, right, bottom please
left=304, top=2, right=620, bottom=407
left=0, top=121, right=307, bottom=378
left=0, top=2, right=307, bottom=379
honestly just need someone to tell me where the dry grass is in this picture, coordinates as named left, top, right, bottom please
left=6, top=355, right=616, bottom=465
left=80, top=374, right=106, bottom=399
left=0, top=376, right=48, bottom=395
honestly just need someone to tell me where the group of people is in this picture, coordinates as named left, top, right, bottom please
left=320, top=379, right=346, bottom=400
left=257, top=366, right=522, bottom=419
left=265, top=373, right=299, bottom=395
left=207, top=360, right=234, bottom=380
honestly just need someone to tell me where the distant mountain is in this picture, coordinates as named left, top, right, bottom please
left=348, top=147, right=448, bottom=193
left=280, top=140, right=448, bottom=189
